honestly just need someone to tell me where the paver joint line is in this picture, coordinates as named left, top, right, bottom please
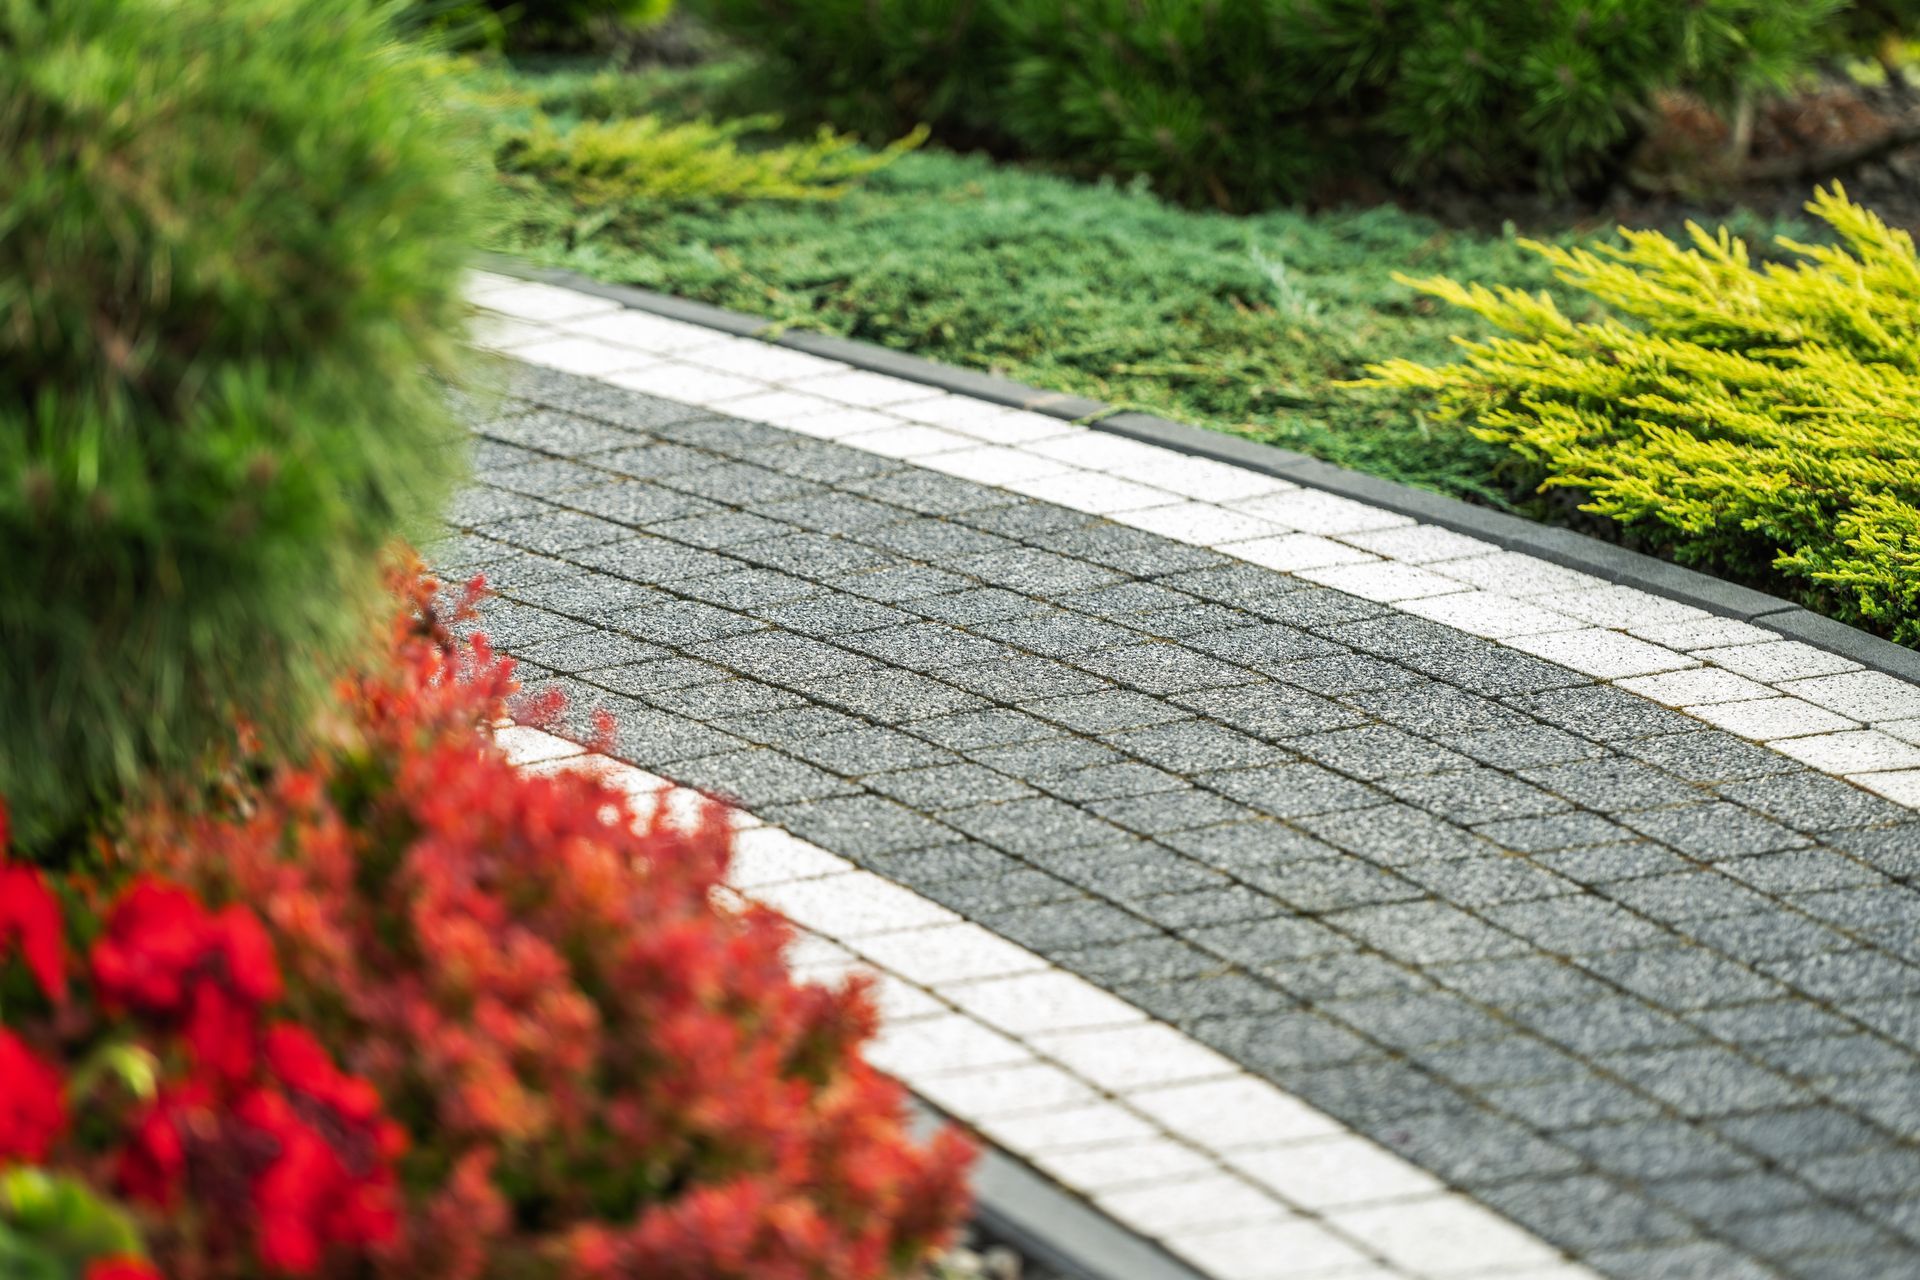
left=462, top=273, right=1920, bottom=1280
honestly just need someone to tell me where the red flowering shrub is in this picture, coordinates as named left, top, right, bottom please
left=0, top=823, right=406, bottom=1280
left=86, top=1261, right=163, bottom=1280
left=92, top=881, right=285, bottom=1086
left=0, top=858, right=68, bottom=1004
left=124, top=562, right=974, bottom=1280
left=0, top=1030, right=65, bottom=1164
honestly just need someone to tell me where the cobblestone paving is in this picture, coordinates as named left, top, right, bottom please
left=437, top=363, right=1920, bottom=1280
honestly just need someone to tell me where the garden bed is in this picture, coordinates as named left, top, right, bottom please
left=479, top=56, right=1588, bottom=510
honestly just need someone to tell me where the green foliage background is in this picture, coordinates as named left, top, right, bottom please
left=686, top=0, right=1861, bottom=207
left=0, top=1170, right=148, bottom=1280
left=0, top=0, right=479, bottom=850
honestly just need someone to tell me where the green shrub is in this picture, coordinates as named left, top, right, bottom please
left=691, top=0, right=1842, bottom=207
left=0, top=0, right=478, bottom=850
left=1004, top=0, right=1829, bottom=207
left=1828, top=0, right=1920, bottom=59
left=1, top=1169, right=151, bottom=1280
left=513, top=62, right=750, bottom=121
left=683, top=0, right=1001, bottom=142
left=1358, top=186, right=1920, bottom=644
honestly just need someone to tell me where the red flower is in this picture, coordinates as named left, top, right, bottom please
left=85, top=1258, right=163, bottom=1280
left=239, top=1088, right=340, bottom=1275
left=0, top=861, right=67, bottom=1004
left=92, top=882, right=281, bottom=1081
left=120, top=1067, right=402, bottom=1277
left=110, top=566, right=975, bottom=1280
left=265, top=1025, right=384, bottom=1130
left=92, top=881, right=218, bottom=1012
left=116, top=1084, right=204, bottom=1208
left=236, top=1080, right=401, bottom=1276
left=0, top=1029, right=64, bottom=1162
left=211, top=906, right=283, bottom=1007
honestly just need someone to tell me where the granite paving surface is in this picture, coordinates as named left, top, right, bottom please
left=436, top=363, right=1920, bottom=1280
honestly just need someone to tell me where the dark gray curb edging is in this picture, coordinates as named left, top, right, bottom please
left=476, top=254, right=1920, bottom=685
left=907, top=1101, right=1210, bottom=1280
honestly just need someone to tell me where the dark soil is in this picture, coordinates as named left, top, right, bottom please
left=1406, top=75, right=1920, bottom=234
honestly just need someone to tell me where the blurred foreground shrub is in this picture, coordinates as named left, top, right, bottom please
left=0, top=0, right=476, bottom=850
left=690, top=0, right=1867, bottom=207
left=1360, top=185, right=1920, bottom=644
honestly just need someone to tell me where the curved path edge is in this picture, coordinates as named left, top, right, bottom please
left=502, top=725, right=1595, bottom=1280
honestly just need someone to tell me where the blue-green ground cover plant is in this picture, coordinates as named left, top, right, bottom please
left=484, top=63, right=1608, bottom=502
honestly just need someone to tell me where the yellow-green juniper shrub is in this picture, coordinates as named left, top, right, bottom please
left=495, top=113, right=926, bottom=209
left=397, top=0, right=674, bottom=49
left=1359, top=186, right=1920, bottom=644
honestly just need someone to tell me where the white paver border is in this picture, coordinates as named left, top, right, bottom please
left=467, top=273, right=1920, bottom=814
left=502, top=725, right=1598, bottom=1280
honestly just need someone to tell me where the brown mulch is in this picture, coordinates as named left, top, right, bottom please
left=1456, top=77, right=1920, bottom=234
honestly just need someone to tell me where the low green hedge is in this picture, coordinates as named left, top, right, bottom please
left=1361, top=186, right=1920, bottom=645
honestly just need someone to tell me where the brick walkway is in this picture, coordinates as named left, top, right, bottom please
left=438, top=276, right=1920, bottom=1280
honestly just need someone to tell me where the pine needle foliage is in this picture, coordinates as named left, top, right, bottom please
left=1358, top=186, right=1920, bottom=644
left=691, top=0, right=1845, bottom=207
left=0, top=0, right=479, bottom=849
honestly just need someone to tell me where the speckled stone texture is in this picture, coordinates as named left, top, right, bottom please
left=438, top=364, right=1920, bottom=1280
